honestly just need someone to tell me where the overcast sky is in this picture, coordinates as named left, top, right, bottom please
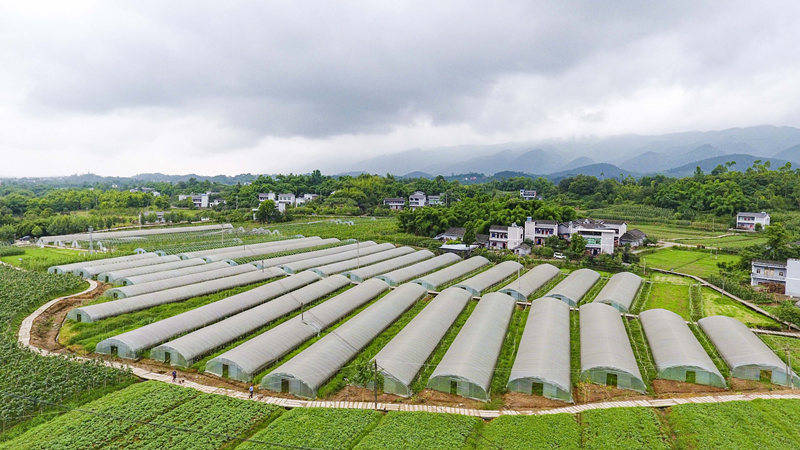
left=2, top=1, right=800, bottom=177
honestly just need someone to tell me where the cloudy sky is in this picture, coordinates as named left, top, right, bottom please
left=2, top=1, right=800, bottom=176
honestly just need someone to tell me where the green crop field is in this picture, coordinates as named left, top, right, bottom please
left=700, top=287, right=780, bottom=329
left=644, top=281, right=692, bottom=319
left=240, top=408, right=381, bottom=450
left=580, top=407, right=670, bottom=449
left=760, top=334, right=800, bottom=373
left=641, top=248, right=737, bottom=278
left=354, top=411, right=481, bottom=449
left=0, top=246, right=120, bottom=272
left=676, top=233, right=767, bottom=250
left=482, top=414, right=581, bottom=449
left=667, top=399, right=800, bottom=449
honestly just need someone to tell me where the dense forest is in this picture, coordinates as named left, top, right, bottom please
left=1, top=161, right=799, bottom=240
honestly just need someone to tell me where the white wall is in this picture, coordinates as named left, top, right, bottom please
left=786, top=258, right=800, bottom=297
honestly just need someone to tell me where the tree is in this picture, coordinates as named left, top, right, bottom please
left=567, top=233, right=587, bottom=259
left=462, top=226, right=475, bottom=245
left=764, top=223, right=791, bottom=258
left=254, top=200, right=282, bottom=223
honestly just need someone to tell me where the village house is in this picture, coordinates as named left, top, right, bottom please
left=408, top=191, right=427, bottom=209
left=178, top=193, right=210, bottom=208
left=519, top=189, right=537, bottom=200
left=488, top=223, right=524, bottom=250
left=737, top=211, right=770, bottom=230
left=751, top=260, right=787, bottom=290
left=427, top=193, right=444, bottom=205
left=383, top=197, right=405, bottom=210
left=523, top=219, right=558, bottom=245
left=434, top=227, right=466, bottom=242
left=619, top=229, right=647, bottom=247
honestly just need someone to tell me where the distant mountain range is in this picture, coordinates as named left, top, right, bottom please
left=343, top=125, right=800, bottom=180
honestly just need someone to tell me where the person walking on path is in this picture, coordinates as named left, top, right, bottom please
left=172, top=370, right=177, bottom=382
left=249, top=386, right=254, bottom=399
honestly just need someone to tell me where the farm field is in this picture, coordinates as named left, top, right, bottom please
left=643, top=281, right=692, bottom=319
left=0, top=246, right=117, bottom=271
left=760, top=334, right=800, bottom=374
left=9, top=380, right=800, bottom=449
left=641, top=248, right=737, bottom=278
left=699, top=287, right=781, bottom=329
left=676, top=233, right=767, bottom=250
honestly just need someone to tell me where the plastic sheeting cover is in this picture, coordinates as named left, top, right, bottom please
left=343, top=249, right=434, bottom=282
left=579, top=302, right=646, bottom=393
left=310, top=247, right=414, bottom=277
left=48, top=252, right=159, bottom=274
left=454, top=260, right=523, bottom=296
left=69, top=267, right=285, bottom=322
left=95, top=270, right=321, bottom=358
left=699, top=315, right=800, bottom=387
left=262, top=282, right=427, bottom=397
left=177, top=236, right=320, bottom=259
left=413, top=256, right=489, bottom=291
left=498, top=264, right=561, bottom=300
left=545, top=268, right=600, bottom=306
left=639, top=309, right=726, bottom=388
left=206, top=278, right=390, bottom=381
left=251, top=241, right=376, bottom=269
left=78, top=255, right=181, bottom=279
left=37, top=223, right=232, bottom=245
left=593, top=272, right=642, bottom=312
left=203, top=238, right=339, bottom=262
left=427, top=292, right=516, bottom=401
left=280, top=243, right=395, bottom=273
left=98, top=258, right=206, bottom=283
left=375, top=253, right=461, bottom=286
left=118, top=260, right=234, bottom=286
left=507, top=296, right=572, bottom=402
left=375, top=287, right=473, bottom=396
left=151, top=275, right=351, bottom=366
left=107, top=263, right=256, bottom=298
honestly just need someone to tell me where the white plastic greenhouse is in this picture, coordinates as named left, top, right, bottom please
left=412, top=256, right=489, bottom=291
left=427, top=291, right=516, bottom=401
left=95, top=271, right=322, bottom=358
left=498, top=263, right=561, bottom=301
left=343, top=249, right=434, bottom=282
left=37, top=223, right=232, bottom=246
left=280, top=243, right=396, bottom=273
left=251, top=241, right=375, bottom=269
left=579, top=302, right=646, bottom=393
left=116, top=260, right=235, bottom=286
left=375, top=253, right=461, bottom=286
left=593, top=272, right=642, bottom=312
left=309, top=246, right=415, bottom=277
left=48, top=252, right=160, bottom=274
left=77, top=255, right=181, bottom=279
left=454, top=260, right=523, bottom=296
left=699, top=315, right=800, bottom=387
left=375, top=287, right=473, bottom=396
left=151, top=275, right=351, bottom=366
left=68, top=267, right=286, bottom=322
left=203, top=238, right=339, bottom=262
left=205, top=279, right=391, bottom=381
left=261, top=282, right=428, bottom=398
left=544, top=268, right=600, bottom=306
left=176, top=236, right=320, bottom=260
left=639, top=309, right=726, bottom=388
left=507, top=296, right=573, bottom=402
left=97, top=258, right=207, bottom=283
left=107, top=263, right=257, bottom=298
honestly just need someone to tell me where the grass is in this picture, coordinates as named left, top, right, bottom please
left=482, top=414, right=581, bottom=449
left=317, top=295, right=429, bottom=398
left=570, top=310, right=580, bottom=387
left=0, top=246, right=121, bottom=272
left=700, top=287, right=781, bottom=329
left=578, top=277, right=608, bottom=305
left=624, top=317, right=657, bottom=394
left=353, top=411, right=481, bottom=449
left=411, top=300, right=477, bottom=393
left=61, top=280, right=278, bottom=353
left=628, top=281, right=652, bottom=314
left=641, top=248, right=737, bottom=278
left=759, top=334, right=800, bottom=374
left=667, top=399, right=800, bottom=449
left=238, top=408, right=381, bottom=450
left=580, top=407, right=670, bottom=449
left=677, top=234, right=768, bottom=250
left=644, top=281, right=691, bottom=320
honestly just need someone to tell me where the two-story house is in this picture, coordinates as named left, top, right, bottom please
left=258, top=192, right=276, bottom=203
left=523, top=218, right=558, bottom=245
left=178, top=193, right=210, bottom=208
left=427, top=193, right=444, bottom=206
left=294, top=193, right=318, bottom=206
left=383, top=198, right=405, bottom=210
left=488, top=223, right=524, bottom=250
left=737, top=212, right=770, bottom=231
left=751, top=260, right=787, bottom=288
left=519, top=189, right=537, bottom=200
left=408, top=191, right=427, bottom=209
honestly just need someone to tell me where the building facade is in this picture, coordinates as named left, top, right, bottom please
left=408, top=191, right=427, bottom=209
left=519, top=189, right=537, bottom=200
left=383, top=198, right=405, bottom=210
left=523, top=219, right=558, bottom=245
left=488, top=223, right=524, bottom=250
left=737, top=212, right=770, bottom=230
left=750, top=260, right=786, bottom=288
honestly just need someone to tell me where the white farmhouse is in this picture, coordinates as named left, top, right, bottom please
left=488, top=223, right=524, bottom=250
left=408, top=191, right=427, bottom=209
left=519, top=189, right=537, bottom=200
left=523, top=218, right=558, bottom=245
left=737, top=212, right=770, bottom=231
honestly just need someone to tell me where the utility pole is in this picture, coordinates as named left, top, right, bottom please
left=373, top=360, right=379, bottom=410
left=787, top=346, right=793, bottom=388
left=88, top=227, right=94, bottom=255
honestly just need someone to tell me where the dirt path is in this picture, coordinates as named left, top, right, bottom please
left=31, top=282, right=110, bottom=352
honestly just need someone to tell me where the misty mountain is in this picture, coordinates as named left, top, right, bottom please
left=546, top=163, right=637, bottom=181
left=774, top=144, right=800, bottom=164
left=665, top=154, right=790, bottom=177
left=346, top=125, right=800, bottom=176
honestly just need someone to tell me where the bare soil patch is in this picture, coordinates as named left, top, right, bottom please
left=652, top=379, right=726, bottom=396
left=501, top=391, right=570, bottom=409
left=574, top=382, right=650, bottom=403
left=328, top=385, right=404, bottom=404
left=406, top=388, right=486, bottom=410
left=31, top=282, right=110, bottom=352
